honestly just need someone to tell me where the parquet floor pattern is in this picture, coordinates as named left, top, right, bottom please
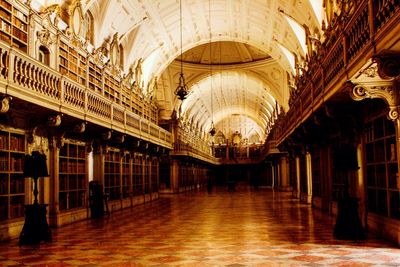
left=0, top=187, right=399, bottom=266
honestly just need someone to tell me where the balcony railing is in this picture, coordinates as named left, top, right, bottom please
left=273, top=0, right=400, bottom=145
left=0, top=43, right=172, bottom=148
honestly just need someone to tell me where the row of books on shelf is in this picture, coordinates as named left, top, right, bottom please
left=60, top=161, right=86, bottom=173
left=105, top=153, right=121, bottom=161
left=13, top=9, right=27, bottom=23
left=0, top=203, right=24, bottom=220
left=59, top=191, right=86, bottom=210
left=0, top=32, right=10, bottom=43
left=12, top=27, right=26, bottom=43
left=60, top=177, right=86, bottom=191
left=12, top=17, right=26, bottom=31
left=0, top=0, right=11, bottom=11
left=0, top=20, right=11, bottom=34
left=60, top=147, right=86, bottom=158
left=0, top=11, right=11, bottom=24
left=9, top=178, right=24, bottom=194
left=5, top=135, right=24, bottom=151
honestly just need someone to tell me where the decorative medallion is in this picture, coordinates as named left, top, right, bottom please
left=70, top=0, right=83, bottom=38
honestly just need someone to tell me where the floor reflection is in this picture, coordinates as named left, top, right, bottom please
left=0, top=187, right=399, bottom=266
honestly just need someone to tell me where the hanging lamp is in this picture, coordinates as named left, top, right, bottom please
left=175, top=0, right=189, bottom=100
left=209, top=0, right=216, bottom=136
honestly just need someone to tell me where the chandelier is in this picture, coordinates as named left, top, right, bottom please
left=175, top=0, right=188, bottom=101
left=209, top=0, right=216, bottom=137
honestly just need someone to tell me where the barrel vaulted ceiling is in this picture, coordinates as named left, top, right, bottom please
left=81, top=0, right=322, bottom=140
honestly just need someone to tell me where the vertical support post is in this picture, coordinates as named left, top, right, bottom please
left=305, top=151, right=313, bottom=204
left=279, top=155, right=291, bottom=191
left=48, top=138, right=60, bottom=227
left=170, top=159, right=179, bottom=193
left=295, top=156, right=301, bottom=198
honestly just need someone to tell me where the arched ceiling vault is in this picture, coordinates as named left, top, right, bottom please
left=179, top=71, right=276, bottom=139
left=84, top=0, right=321, bottom=80
left=80, top=0, right=322, bottom=140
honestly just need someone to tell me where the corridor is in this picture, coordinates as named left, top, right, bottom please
left=1, top=188, right=400, bottom=266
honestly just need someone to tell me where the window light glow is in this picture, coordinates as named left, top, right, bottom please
left=308, top=0, right=324, bottom=27
left=142, top=48, right=160, bottom=92
left=284, top=16, right=307, bottom=55
left=277, top=44, right=296, bottom=74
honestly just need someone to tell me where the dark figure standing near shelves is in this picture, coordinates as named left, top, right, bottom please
left=19, top=151, right=52, bottom=245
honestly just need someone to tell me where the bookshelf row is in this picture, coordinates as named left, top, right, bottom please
left=58, top=143, right=87, bottom=211
left=0, top=154, right=23, bottom=172
left=59, top=40, right=87, bottom=86
left=0, top=129, right=25, bottom=221
left=365, top=114, right=400, bottom=219
left=59, top=174, right=86, bottom=191
left=0, top=0, right=28, bottom=52
left=59, top=159, right=85, bottom=174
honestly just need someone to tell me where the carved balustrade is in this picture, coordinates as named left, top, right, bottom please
left=0, top=42, right=172, bottom=148
left=274, top=0, right=399, bottom=145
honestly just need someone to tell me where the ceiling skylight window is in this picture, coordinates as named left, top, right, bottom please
left=277, top=44, right=295, bottom=74
left=308, top=0, right=324, bottom=27
left=284, top=16, right=307, bottom=55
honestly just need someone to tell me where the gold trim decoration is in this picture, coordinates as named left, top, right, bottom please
left=110, top=33, right=120, bottom=67
left=70, top=0, right=83, bottom=38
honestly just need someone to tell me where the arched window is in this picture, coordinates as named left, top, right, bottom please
left=83, top=10, right=94, bottom=44
left=119, top=44, right=124, bottom=69
left=38, top=46, right=50, bottom=66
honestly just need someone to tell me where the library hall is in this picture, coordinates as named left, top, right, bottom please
left=0, top=0, right=400, bottom=265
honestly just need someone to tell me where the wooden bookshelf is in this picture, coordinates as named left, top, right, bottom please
left=0, top=129, right=25, bottom=221
left=150, top=158, right=158, bottom=193
left=0, top=0, right=28, bottom=53
left=311, top=150, right=321, bottom=197
left=59, top=142, right=87, bottom=211
left=133, top=156, right=143, bottom=196
left=144, top=157, right=150, bottom=194
left=121, top=84, right=132, bottom=110
left=131, top=91, right=143, bottom=117
left=58, top=40, right=87, bottom=86
left=104, top=72, right=121, bottom=103
left=104, top=149, right=121, bottom=200
left=122, top=153, right=131, bottom=198
left=364, top=114, right=399, bottom=219
left=88, top=61, right=102, bottom=93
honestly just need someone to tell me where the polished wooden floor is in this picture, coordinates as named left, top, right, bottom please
left=1, top=186, right=400, bottom=266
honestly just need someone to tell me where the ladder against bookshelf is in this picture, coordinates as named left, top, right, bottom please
left=0, top=129, right=25, bottom=221
left=59, top=142, right=87, bottom=211
left=0, top=0, right=28, bottom=53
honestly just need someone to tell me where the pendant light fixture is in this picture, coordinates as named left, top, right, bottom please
left=175, top=0, right=189, bottom=100
left=209, top=0, right=216, bottom=137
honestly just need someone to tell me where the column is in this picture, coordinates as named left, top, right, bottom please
left=48, top=137, right=60, bottom=227
left=170, top=159, right=179, bottom=193
left=279, top=155, right=291, bottom=191
left=295, top=156, right=301, bottom=198
left=305, top=151, right=313, bottom=204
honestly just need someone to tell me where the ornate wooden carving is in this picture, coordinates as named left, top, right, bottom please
left=0, top=96, right=12, bottom=113
left=350, top=81, right=399, bottom=121
left=373, top=51, right=400, bottom=79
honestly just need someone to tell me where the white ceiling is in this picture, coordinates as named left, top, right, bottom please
left=82, top=0, right=321, bottom=140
